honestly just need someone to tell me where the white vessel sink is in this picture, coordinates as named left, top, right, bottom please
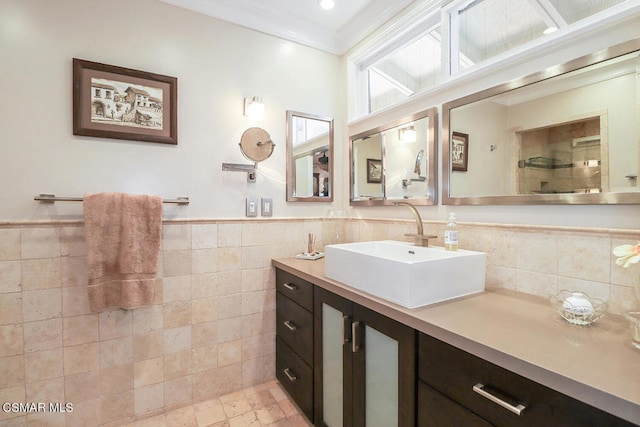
left=324, top=240, right=486, bottom=308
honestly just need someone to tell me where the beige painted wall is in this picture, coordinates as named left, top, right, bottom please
left=0, top=0, right=344, bottom=222
left=1, top=1, right=640, bottom=424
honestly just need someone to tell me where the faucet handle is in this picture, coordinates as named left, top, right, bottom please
left=404, top=233, right=437, bottom=247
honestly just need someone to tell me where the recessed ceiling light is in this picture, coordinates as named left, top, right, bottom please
left=318, top=0, right=335, bottom=10
left=543, top=26, right=558, bottom=35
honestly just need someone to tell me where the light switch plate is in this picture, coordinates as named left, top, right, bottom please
left=246, top=198, right=258, bottom=217
left=261, top=198, right=273, bottom=216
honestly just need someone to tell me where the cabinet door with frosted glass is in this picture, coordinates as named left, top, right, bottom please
left=313, top=287, right=353, bottom=427
left=313, top=287, right=416, bottom=427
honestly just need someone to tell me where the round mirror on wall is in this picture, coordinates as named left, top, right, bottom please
left=221, top=127, right=275, bottom=183
left=239, top=127, right=275, bottom=163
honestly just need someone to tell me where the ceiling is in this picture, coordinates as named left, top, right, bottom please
left=155, top=0, right=415, bottom=55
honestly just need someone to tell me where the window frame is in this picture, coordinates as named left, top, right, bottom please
left=348, top=0, right=637, bottom=120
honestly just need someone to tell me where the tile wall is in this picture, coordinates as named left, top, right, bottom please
left=1, top=217, right=639, bottom=426
left=347, top=219, right=640, bottom=314
left=0, top=219, right=323, bottom=426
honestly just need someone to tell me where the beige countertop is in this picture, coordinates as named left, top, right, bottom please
left=272, top=257, right=640, bottom=425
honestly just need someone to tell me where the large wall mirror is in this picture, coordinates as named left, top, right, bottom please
left=350, top=107, right=437, bottom=206
left=286, top=111, right=334, bottom=202
left=443, top=39, right=640, bottom=205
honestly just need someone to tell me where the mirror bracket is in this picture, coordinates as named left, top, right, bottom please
left=221, top=162, right=257, bottom=183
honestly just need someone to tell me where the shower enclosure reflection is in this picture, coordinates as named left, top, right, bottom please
left=443, top=39, right=640, bottom=205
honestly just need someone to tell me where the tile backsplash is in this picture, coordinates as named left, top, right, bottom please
left=0, top=217, right=638, bottom=425
left=345, top=218, right=640, bottom=314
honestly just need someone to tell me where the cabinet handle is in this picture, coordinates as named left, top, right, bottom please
left=352, top=321, right=361, bottom=353
left=342, top=315, right=351, bottom=344
left=283, top=368, right=298, bottom=382
left=283, top=283, right=297, bottom=291
left=283, top=320, right=297, bottom=332
left=473, top=383, right=526, bottom=416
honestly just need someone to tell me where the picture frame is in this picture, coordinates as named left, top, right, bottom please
left=367, top=158, right=382, bottom=183
left=73, top=58, right=178, bottom=145
left=451, top=131, right=469, bottom=172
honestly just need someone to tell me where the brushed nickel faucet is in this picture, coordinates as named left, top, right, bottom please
left=393, top=201, right=437, bottom=247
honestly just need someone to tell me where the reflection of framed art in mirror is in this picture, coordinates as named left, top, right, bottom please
left=367, top=158, right=382, bottom=183
left=451, top=132, right=468, bottom=172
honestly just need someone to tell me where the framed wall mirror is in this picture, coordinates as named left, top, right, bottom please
left=350, top=107, right=438, bottom=206
left=443, top=39, right=640, bottom=205
left=286, top=111, right=334, bottom=202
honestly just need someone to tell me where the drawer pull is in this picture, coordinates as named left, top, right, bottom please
left=283, top=368, right=298, bottom=382
left=283, top=283, right=297, bottom=291
left=283, top=320, right=297, bottom=332
left=473, top=383, right=526, bottom=416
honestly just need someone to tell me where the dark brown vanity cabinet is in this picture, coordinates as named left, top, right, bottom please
left=418, top=332, right=634, bottom=427
left=275, top=269, right=315, bottom=422
left=313, top=286, right=416, bottom=427
left=275, top=266, right=634, bottom=427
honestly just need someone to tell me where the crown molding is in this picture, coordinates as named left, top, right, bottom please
left=156, top=0, right=415, bottom=55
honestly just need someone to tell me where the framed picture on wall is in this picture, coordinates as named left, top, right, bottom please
left=367, top=158, right=382, bottom=183
left=451, top=131, right=468, bottom=171
left=73, top=58, right=178, bottom=145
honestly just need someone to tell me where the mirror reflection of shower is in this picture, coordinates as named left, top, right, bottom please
left=444, top=40, right=640, bottom=205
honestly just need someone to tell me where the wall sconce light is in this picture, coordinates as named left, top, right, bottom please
left=398, top=125, right=416, bottom=143
left=244, top=96, right=265, bottom=121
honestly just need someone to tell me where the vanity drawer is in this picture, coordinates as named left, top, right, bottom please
left=419, top=333, right=633, bottom=427
left=276, top=292, right=313, bottom=365
left=276, top=337, right=313, bottom=422
left=276, top=269, right=314, bottom=311
left=418, top=381, right=492, bottom=427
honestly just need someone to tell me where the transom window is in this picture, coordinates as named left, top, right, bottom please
left=368, top=27, right=442, bottom=113
left=359, top=0, right=629, bottom=114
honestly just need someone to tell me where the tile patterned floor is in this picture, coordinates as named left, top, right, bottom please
left=125, top=380, right=313, bottom=427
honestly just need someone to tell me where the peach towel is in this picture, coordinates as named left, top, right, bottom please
left=83, top=192, right=162, bottom=311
